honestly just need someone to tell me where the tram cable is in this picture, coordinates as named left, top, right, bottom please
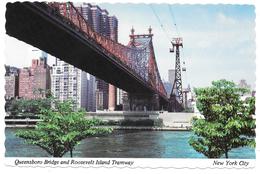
left=150, top=4, right=171, bottom=42
left=168, top=4, right=190, bottom=89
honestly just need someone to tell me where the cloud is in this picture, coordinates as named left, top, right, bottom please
left=216, top=13, right=237, bottom=26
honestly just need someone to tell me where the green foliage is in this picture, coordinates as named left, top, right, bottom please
left=6, top=98, right=52, bottom=117
left=16, top=99, right=112, bottom=157
left=6, top=99, right=20, bottom=116
left=189, top=79, right=255, bottom=158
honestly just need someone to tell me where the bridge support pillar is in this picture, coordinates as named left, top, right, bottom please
left=122, top=92, right=160, bottom=111
left=122, top=92, right=130, bottom=111
left=108, top=84, right=116, bottom=111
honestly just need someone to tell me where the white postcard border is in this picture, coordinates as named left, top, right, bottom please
left=0, top=0, right=259, bottom=172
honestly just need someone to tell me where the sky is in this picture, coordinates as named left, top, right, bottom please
left=4, top=2, right=256, bottom=89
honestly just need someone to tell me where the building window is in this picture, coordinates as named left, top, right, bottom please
left=64, top=67, right=69, bottom=72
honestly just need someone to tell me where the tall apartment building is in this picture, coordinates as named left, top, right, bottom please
left=86, top=75, right=96, bottom=111
left=90, top=5, right=102, bottom=33
left=51, top=59, right=95, bottom=111
left=76, top=3, right=93, bottom=27
left=75, top=3, right=119, bottom=111
left=19, top=68, right=34, bottom=99
left=76, top=3, right=118, bottom=40
left=108, top=16, right=118, bottom=41
left=168, top=69, right=175, bottom=85
left=95, top=78, right=109, bottom=110
left=5, top=65, right=19, bottom=100
left=90, top=4, right=109, bottom=110
left=18, top=56, right=50, bottom=99
left=116, top=88, right=124, bottom=109
left=101, top=9, right=110, bottom=37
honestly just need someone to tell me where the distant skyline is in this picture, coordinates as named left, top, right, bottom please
left=4, top=3, right=256, bottom=89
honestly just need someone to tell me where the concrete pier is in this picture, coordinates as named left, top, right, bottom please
left=86, top=111, right=159, bottom=121
left=159, top=112, right=194, bottom=128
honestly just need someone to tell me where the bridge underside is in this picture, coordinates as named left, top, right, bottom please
left=5, top=2, right=168, bottom=110
left=122, top=93, right=168, bottom=111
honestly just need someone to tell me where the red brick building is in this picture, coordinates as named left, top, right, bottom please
left=18, top=58, right=50, bottom=99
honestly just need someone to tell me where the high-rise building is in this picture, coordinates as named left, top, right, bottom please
left=74, top=3, right=119, bottom=111
left=96, top=78, right=109, bottom=110
left=86, top=74, right=96, bottom=111
left=168, top=69, right=175, bottom=85
left=108, top=16, right=118, bottom=42
left=19, top=68, right=34, bottom=99
left=76, top=3, right=93, bottom=27
left=116, top=88, right=124, bottom=105
left=91, top=5, right=109, bottom=110
left=101, top=9, right=110, bottom=37
left=162, top=69, right=176, bottom=98
left=51, top=58, right=91, bottom=110
left=90, top=5, right=102, bottom=33
left=18, top=56, right=50, bottom=99
left=5, top=65, right=19, bottom=100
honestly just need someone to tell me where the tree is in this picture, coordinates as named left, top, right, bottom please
left=6, top=98, right=52, bottom=117
left=6, top=98, right=21, bottom=116
left=16, top=99, right=112, bottom=157
left=189, top=79, right=255, bottom=158
left=6, top=89, right=53, bottom=117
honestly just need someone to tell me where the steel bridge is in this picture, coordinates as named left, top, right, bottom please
left=6, top=2, right=170, bottom=111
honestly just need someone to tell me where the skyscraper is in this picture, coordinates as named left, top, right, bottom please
left=96, top=77, right=109, bottom=110
left=86, top=74, right=96, bottom=111
left=76, top=3, right=93, bottom=27
left=108, top=16, right=118, bottom=41
left=75, top=2, right=119, bottom=111
left=116, top=88, right=124, bottom=106
left=90, top=5, right=102, bottom=33
left=91, top=5, right=110, bottom=110
left=51, top=58, right=91, bottom=110
left=168, top=69, right=175, bottom=85
left=101, top=9, right=110, bottom=37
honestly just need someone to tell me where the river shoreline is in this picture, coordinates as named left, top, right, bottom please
left=5, top=124, right=191, bottom=131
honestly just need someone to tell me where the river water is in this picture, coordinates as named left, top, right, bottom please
left=5, top=128, right=255, bottom=158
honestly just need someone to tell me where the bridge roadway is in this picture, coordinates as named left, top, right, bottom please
left=6, top=2, right=168, bottom=109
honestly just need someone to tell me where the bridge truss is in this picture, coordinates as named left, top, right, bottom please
left=47, top=2, right=167, bottom=98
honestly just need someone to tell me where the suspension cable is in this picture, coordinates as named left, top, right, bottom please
left=149, top=4, right=171, bottom=42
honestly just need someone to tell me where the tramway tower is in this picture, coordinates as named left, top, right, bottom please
left=168, top=38, right=184, bottom=112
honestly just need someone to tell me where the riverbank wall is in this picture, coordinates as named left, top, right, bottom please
left=87, top=111, right=195, bottom=130
left=5, top=111, right=195, bottom=130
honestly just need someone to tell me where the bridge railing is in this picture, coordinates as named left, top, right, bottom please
left=45, top=2, right=167, bottom=98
